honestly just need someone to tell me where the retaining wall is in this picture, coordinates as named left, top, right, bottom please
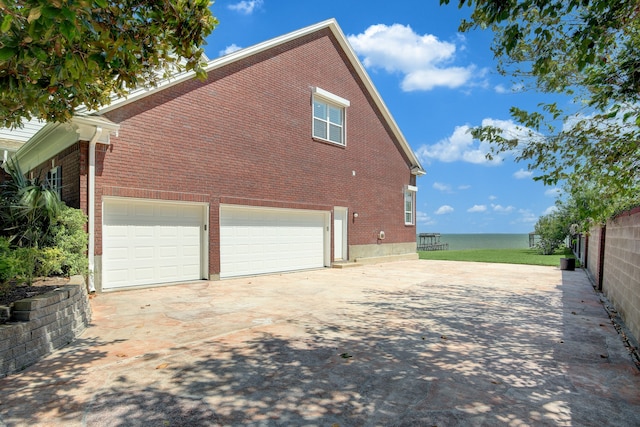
left=0, top=276, right=91, bottom=378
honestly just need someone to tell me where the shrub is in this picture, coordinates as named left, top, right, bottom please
left=37, top=247, right=65, bottom=277
left=45, top=206, right=88, bottom=276
left=1, top=161, right=88, bottom=281
left=11, top=247, right=39, bottom=285
left=534, top=212, right=570, bottom=255
left=0, top=237, right=19, bottom=284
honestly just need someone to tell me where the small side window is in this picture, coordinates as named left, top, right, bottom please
left=404, top=187, right=417, bottom=225
left=47, top=166, right=61, bottom=198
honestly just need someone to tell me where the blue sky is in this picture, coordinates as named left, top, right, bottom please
left=203, top=0, right=563, bottom=234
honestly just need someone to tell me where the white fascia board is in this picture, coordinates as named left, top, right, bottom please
left=91, top=21, right=340, bottom=114
left=86, top=18, right=425, bottom=175
left=12, top=117, right=120, bottom=172
left=13, top=122, right=75, bottom=172
left=406, top=185, right=418, bottom=192
left=325, top=21, right=426, bottom=175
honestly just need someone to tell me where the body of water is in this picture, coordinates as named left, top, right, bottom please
left=424, top=234, right=531, bottom=251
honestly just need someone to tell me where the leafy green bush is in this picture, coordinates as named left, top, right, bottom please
left=0, top=237, right=19, bottom=284
left=11, top=247, right=39, bottom=285
left=534, top=212, right=570, bottom=255
left=37, top=247, right=65, bottom=277
left=45, top=206, right=88, bottom=276
left=1, top=160, right=88, bottom=281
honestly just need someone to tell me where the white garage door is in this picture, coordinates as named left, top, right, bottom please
left=220, top=205, right=328, bottom=278
left=103, top=198, right=205, bottom=290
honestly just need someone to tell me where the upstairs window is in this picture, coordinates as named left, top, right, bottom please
left=312, top=87, right=349, bottom=146
left=47, top=166, right=61, bottom=198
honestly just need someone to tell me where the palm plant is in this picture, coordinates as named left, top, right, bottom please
left=0, top=159, right=62, bottom=249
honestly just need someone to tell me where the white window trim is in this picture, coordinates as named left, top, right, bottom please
left=312, top=87, right=349, bottom=146
left=312, top=87, right=350, bottom=107
left=47, top=166, right=61, bottom=198
left=404, top=185, right=417, bottom=226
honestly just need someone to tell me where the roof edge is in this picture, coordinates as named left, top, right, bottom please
left=94, top=18, right=425, bottom=173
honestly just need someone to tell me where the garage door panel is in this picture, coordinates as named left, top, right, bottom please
left=103, top=199, right=204, bottom=290
left=220, top=206, right=326, bottom=278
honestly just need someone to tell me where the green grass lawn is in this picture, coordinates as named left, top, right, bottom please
left=418, top=247, right=579, bottom=267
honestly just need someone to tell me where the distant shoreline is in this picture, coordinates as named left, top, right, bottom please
left=418, top=233, right=530, bottom=251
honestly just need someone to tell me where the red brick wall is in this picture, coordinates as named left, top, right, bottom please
left=30, top=143, right=81, bottom=209
left=0, top=165, right=9, bottom=184
left=99, top=29, right=416, bottom=275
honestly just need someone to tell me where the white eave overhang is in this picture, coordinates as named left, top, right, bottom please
left=12, top=116, right=119, bottom=172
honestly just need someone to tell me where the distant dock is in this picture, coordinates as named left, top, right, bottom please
left=417, top=233, right=449, bottom=251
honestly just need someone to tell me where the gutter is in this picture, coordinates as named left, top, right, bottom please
left=87, top=127, right=103, bottom=293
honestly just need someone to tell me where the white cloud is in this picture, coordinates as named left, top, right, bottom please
left=415, top=125, right=501, bottom=165
left=516, top=209, right=538, bottom=224
left=433, top=182, right=452, bottom=192
left=219, top=44, right=243, bottom=56
left=435, top=205, right=454, bottom=215
left=545, top=187, right=561, bottom=197
left=494, top=84, right=508, bottom=94
left=492, top=204, right=515, bottom=213
left=494, top=83, right=525, bottom=94
left=228, top=0, right=263, bottom=14
left=488, top=195, right=497, bottom=200
left=417, top=211, right=436, bottom=225
left=543, top=205, right=558, bottom=215
left=468, top=204, right=487, bottom=213
left=458, top=185, right=471, bottom=190
left=415, top=118, right=539, bottom=165
left=513, top=168, right=533, bottom=179
left=347, top=24, right=482, bottom=91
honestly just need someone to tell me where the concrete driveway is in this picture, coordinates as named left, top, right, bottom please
left=1, top=260, right=639, bottom=426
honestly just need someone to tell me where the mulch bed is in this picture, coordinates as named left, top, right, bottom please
left=0, top=277, right=69, bottom=307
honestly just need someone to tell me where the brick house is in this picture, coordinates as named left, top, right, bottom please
left=5, top=19, right=425, bottom=291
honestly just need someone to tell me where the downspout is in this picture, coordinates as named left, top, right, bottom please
left=88, top=127, right=103, bottom=293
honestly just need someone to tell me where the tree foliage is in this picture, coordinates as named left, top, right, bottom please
left=0, top=0, right=217, bottom=128
left=441, top=0, right=640, bottom=223
left=534, top=210, right=570, bottom=255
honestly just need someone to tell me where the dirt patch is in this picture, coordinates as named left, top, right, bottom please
left=0, top=277, right=69, bottom=307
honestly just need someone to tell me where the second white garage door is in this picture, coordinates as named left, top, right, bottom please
left=103, top=198, right=206, bottom=290
left=220, top=205, right=329, bottom=278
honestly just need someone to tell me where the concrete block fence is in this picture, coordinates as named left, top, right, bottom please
left=0, top=275, right=92, bottom=378
left=578, top=206, right=640, bottom=347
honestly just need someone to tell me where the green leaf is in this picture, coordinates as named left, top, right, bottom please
left=60, top=20, right=77, bottom=42
left=0, top=47, right=16, bottom=60
left=27, top=7, right=42, bottom=23
left=1, top=14, right=12, bottom=33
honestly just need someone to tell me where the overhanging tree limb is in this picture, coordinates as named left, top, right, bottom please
left=0, top=0, right=218, bottom=128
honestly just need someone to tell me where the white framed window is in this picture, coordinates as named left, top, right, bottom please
left=47, top=166, right=61, bottom=198
left=312, top=87, right=349, bottom=146
left=404, top=186, right=417, bottom=225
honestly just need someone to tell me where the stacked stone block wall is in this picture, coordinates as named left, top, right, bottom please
left=0, top=276, right=91, bottom=377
